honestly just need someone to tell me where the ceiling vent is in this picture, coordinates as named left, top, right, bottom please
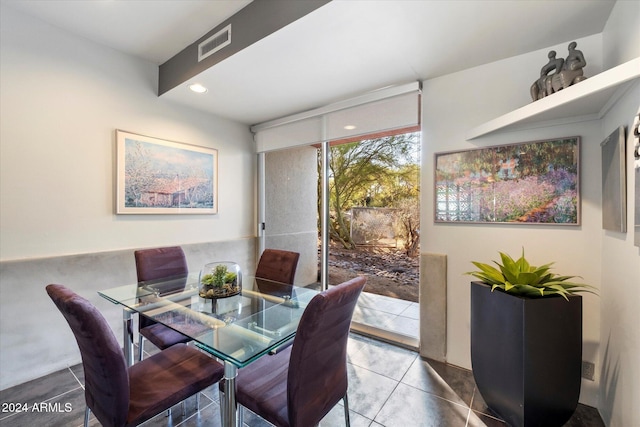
left=198, top=24, right=231, bottom=62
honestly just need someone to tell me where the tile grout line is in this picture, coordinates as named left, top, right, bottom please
left=369, top=377, right=403, bottom=426
left=67, top=366, right=84, bottom=390
left=399, top=381, right=477, bottom=411
left=349, top=354, right=417, bottom=383
left=397, top=356, right=480, bottom=411
left=469, top=386, right=505, bottom=423
left=341, top=348, right=405, bottom=425
left=466, top=388, right=476, bottom=427
left=365, top=352, right=421, bottom=426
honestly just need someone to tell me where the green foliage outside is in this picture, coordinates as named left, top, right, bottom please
left=319, top=132, right=420, bottom=253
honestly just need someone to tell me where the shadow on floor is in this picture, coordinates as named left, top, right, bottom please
left=0, top=333, right=604, bottom=427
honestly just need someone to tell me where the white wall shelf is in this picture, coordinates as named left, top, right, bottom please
left=466, top=57, right=640, bottom=140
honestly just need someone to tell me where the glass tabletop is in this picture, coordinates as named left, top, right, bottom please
left=98, top=274, right=318, bottom=367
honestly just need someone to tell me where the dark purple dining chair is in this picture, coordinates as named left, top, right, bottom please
left=134, top=246, right=192, bottom=361
left=254, top=249, right=300, bottom=298
left=221, top=276, right=366, bottom=427
left=255, top=249, right=300, bottom=284
left=46, top=284, right=224, bottom=427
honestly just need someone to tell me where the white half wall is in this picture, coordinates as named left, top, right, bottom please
left=0, top=238, right=257, bottom=390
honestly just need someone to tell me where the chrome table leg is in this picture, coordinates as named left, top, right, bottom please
left=122, top=308, right=134, bottom=366
left=222, top=361, right=239, bottom=427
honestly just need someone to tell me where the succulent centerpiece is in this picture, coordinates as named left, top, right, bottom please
left=199, top=262, right=241, bottom=299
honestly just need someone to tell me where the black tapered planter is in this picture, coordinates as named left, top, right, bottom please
left=471, top=281, right=582, bottom=427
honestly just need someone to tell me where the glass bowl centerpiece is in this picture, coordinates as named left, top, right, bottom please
left=199, top=262, right=242, bottom=299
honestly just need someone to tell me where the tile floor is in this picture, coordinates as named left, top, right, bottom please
left=0, top=332, right=604, bottom=427
left=351, top=291, right=420, bottom=339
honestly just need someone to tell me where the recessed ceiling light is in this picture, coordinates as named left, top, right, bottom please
left=188, top=83, right=208, bottom=94
left=344, top=125, right=357, bottom=130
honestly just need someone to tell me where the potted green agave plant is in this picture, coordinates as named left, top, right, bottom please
left=467, top=249, right=596, bottom=299
left=466, top=249, right=596, bottom=427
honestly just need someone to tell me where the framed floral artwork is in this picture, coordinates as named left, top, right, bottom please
left=435, top=137, right=580, bottom=225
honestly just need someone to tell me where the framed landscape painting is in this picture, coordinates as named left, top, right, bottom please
left=435, top=137, right=580, bottom=225
left=116, top=130, right=217, bottom=214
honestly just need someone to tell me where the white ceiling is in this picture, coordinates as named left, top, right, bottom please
left=2, top=0, right=616, bottom=125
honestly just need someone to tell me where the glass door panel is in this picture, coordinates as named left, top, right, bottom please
left=262, top=146, right=319, bottom=286
left=326, top=133, right=421, bottom=346
left=261, top=132, right=420, bottom=348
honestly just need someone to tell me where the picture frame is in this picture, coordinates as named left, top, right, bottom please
left=600, top=126, right=626, bottom=232
left=116, top=130, right=217, bottom=214
left=435, top=137, right=580, bottom=225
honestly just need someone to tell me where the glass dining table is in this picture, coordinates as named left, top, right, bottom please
left=98, top=274, right=319, bottom=427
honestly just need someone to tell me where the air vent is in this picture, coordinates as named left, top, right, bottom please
left=198, top=24, right=231, bottom=62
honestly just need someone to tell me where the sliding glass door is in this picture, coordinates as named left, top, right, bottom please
left=255, top=83, right=421, bottom=346
left=260, top=130, right=421, bottom=347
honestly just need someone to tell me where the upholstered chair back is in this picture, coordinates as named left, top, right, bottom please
left=286, top=276, right=366, bottom=426
left=134, top=246, right=188, bottom=282
left=46, top=284, right=129, bottom=427
left=255, top=249, right=300, bottom=285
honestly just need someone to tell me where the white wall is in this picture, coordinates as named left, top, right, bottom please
left=421, top=0, right=640, bottom=418
left=602, top=0, right=640, bottom=70
left=0, top=5, right=257, bottom=389
left=0, top=5, right=256, bottom=262
left=421, top=33, right=607, bottom=408
left=597, top=80, right=640, bottom=427
left=598, top=2, right=640, bottom=425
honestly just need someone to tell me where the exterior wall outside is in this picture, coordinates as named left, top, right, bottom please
left=421, top=33, right=606, bottom=407
left=599, top=2, right=640, bottom=425
left=264, top=146, right=319, bottom=285
left=0, top=6, right=257, bottom=389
